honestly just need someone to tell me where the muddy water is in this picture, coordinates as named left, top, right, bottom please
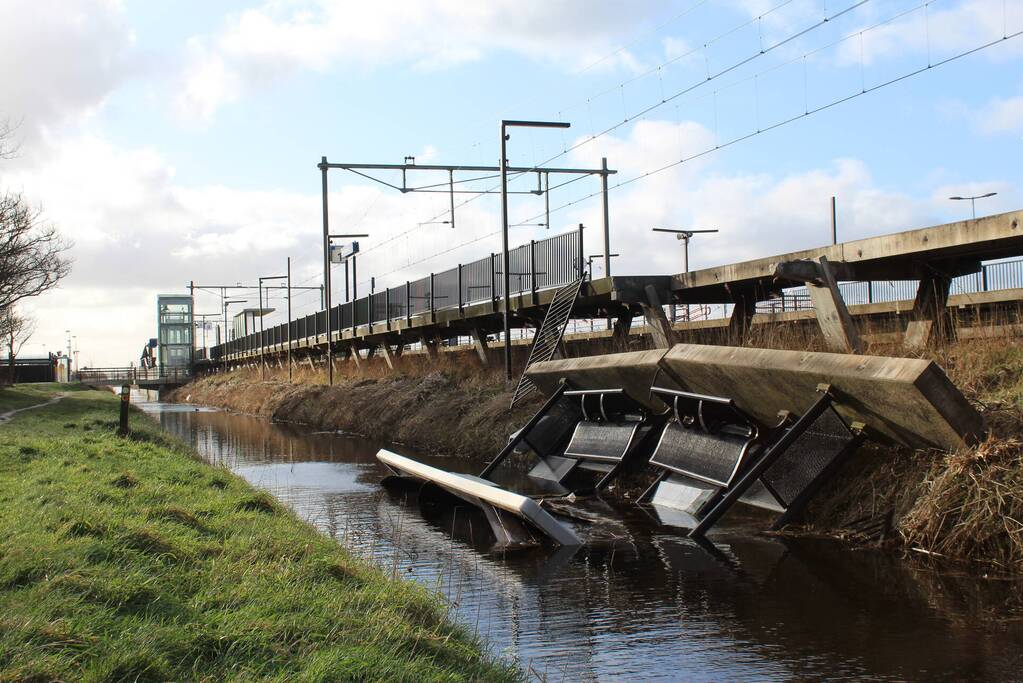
left=139, top=402, right=1023, bottom=682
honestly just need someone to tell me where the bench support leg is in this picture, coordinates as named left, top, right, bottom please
left=690, top=389, right=834, bottom=539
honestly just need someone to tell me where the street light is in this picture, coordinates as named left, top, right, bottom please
left=651, top=228, right=719, bottom=273
left=320, top=229, right=369, bottom=387
left=500, top=119, right=571, bottom=383
left=329, top=233, right=369, bottom=302
left=586, top=252, right=619, bottom=276
left=223, top=299, right=246, bottom=345
left=949, top=192, right=997, bottom=219
left=258, top=275, right=288, bottom=381
left=652, top=228, right=719, bottom=322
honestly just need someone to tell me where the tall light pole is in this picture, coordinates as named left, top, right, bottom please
left=652, top=228, right=719, bottom=273
left=949, top=192, right=997, bottom=219
left=500, top=119, right=570, bottom=383
left=284, top=257, right=292, bottom=382
left=258, top=275, right=287, bottom=381
left=652, top=228, right=719, bottom=321
left=223, top=299, right=246, bottom=347
left=322, top=233, right=368, bottom=386
left=329, top=233, right=368, bottom=301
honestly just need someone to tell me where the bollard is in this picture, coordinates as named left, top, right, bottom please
left=117, top=384, right=131, bottom=436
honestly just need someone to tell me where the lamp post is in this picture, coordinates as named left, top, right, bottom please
left=258, top=275, right=288, bottom=381
left=500, top=119, right=570, bottom=383
left=223, top=299, right=246, bottom=347
left=328, top=233, right=369, bottom=302
left=322, top=232, right=368, bottom=386
left=65, top=329, right=71, bottom=378
left=652, top=228, right=719, bottom=321
left=949, top=192, right=997, bottom=219
left=586, top=252, right=619, bottom=277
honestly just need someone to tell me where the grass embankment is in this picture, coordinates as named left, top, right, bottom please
left=171, top=358, right=540, bottom=460
left=0, top=384, right=517, bottom=682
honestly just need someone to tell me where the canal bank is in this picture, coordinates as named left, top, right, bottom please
left=168, top=366, right=541, bottom=460
left=171, top=338, right=1023, bottom=573
left=141, top=395, right=1023, bottom=681
left=0, top=384, right=517, bottom=682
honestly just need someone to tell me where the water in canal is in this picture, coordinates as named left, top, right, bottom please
left=140, top=401, right=1023, bottom=681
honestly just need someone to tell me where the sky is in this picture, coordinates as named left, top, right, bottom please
left=1, top=0, right=1022, bottom=366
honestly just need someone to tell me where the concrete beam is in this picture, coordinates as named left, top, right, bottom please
left=805, top=256, right=864, bottom=354
left=379, top=344, right=395, bottom=370
left=471, top=328, right=490, bottom=366
left=904, top=275, right=953, bottom=351
left=726, top=289, right=758, bottom=346
left=423, top=335, right=440, bottom=360
left=611, top=305, right=633, bottom=351
left=640, top=285, right=679, bottom=349
left=659, top=343, right=983, bottom=451
left=674, top=210, right=1023, bottom=302
left=525, top=349, right=671, bottom=413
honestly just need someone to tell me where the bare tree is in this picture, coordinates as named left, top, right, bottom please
left=0, top=123, right=71, bottom=310
left=0, top=193, right=72, bottom=309
left=2, top=308, right=36, bottom=384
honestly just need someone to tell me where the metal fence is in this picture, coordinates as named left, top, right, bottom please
left=212, top=227, right=584, bottom=360
left=755, top=258, right=1023, bottom=315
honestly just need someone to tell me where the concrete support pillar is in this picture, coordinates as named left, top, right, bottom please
left=379, top=344, right=395, bottom=370
left=640, top=284, right=679, bottom=349
left=726, top=289, right=758, bottom=346
left=305, top=355, right=315, bottom=371
left=394, top=343, right=404, bottom=358
left=807, top=257, right=864, bottom=354
left=904, top=275, right=953, bottom=350
left=610, top=305, right=633, bottom=350
left=365, top=346, right=376, bottom=360
left=471, top=328, right=491, bottom=366
left=351, top=348, right=362, bottom=369
left=423, top=336, right=439, bottom=360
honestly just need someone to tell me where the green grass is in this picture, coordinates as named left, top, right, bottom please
left=0, top=385, right=517, bottom=682
left=0, top=382, right=92, bottom=413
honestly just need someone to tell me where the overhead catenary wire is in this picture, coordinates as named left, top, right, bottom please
left=352, top=0, right=848, bottom=260
left=317, top=1, right=1017, bottom=303
left=511, top=23, right=1023, bottom=229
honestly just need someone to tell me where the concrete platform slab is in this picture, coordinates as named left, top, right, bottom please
left=659, top=344, right=983, bottom=451
left=524, top=349, right=671, bottom=413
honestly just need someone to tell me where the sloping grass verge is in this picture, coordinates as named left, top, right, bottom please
left=0, top=385, right=517, bottom=682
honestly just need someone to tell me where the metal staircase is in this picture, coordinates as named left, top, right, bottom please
left=510, top=276, right=586, bottom=407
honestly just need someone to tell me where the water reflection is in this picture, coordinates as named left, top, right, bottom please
left=140, top=402, right=1023, bottom=682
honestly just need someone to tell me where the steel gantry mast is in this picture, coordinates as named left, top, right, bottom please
left=317, top=155, right=616, bottom=384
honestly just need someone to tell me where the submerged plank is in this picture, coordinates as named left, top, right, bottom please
left=376, top=449, right=581, bottom=547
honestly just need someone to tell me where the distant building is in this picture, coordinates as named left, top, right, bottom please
left=156, top=295, right=193, bottom=371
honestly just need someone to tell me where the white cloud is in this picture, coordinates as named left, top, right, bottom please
left=0, top=0, right=133, bottom=143
left=174, top=0, right=663, bottom=121
left=974, top=94, right=1023, bottom=134
left=559, top=119, right=1017, bottom=277
left=837, top=0, right=1023, bottom=67
left=4, top=132, right=507, bottom=365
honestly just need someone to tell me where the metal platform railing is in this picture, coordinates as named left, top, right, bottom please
left=210, top=226, right=584, bottom=360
